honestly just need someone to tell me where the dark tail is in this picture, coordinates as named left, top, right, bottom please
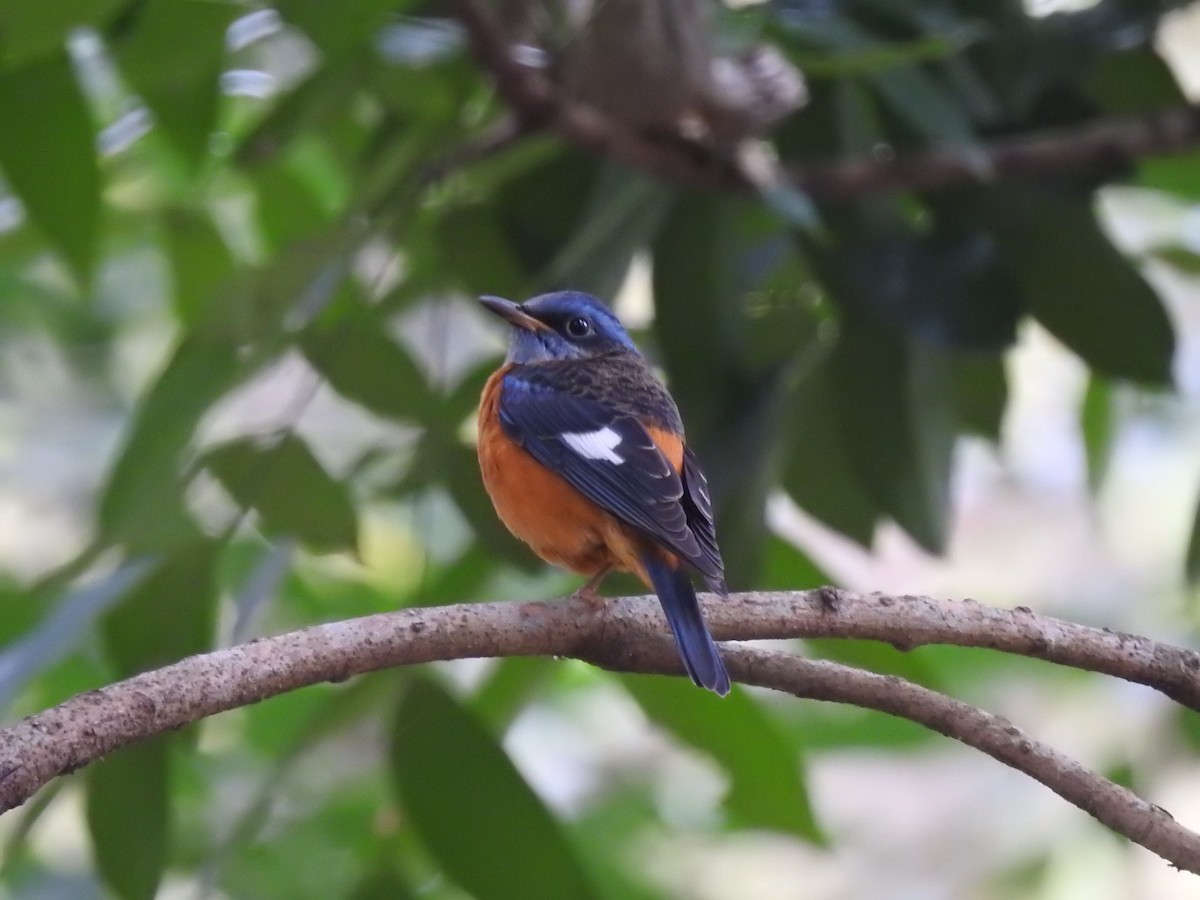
left=642, top=555, right=731, bottom=696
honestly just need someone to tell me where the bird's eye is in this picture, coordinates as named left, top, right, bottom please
left=565, top=316, right=593, bottom=338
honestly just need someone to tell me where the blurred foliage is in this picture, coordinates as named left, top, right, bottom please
left=0, top=0, right=1198, bottom=897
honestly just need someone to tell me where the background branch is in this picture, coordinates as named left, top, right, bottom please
left=3, top=590, right=1200, bottom=870
left=451, top=0, right=1200, bottom=199
left=793, top=103, right=1200, bottom=199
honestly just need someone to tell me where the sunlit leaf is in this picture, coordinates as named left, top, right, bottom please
left=0, top=51, right=99, bottom=281
left=390, top=678, right=600, bottom=900
left=624, top=674, right=825, bottom=843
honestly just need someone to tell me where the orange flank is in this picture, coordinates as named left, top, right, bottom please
left=477, top=367, right=680, bottom=587
left=644, top=425, right=683, bottom=472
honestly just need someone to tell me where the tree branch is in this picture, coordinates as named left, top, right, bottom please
left=450, top=0, right=1200, bottom=199
left=3, top=590, right=1200, bottom=870
left=724, top=645, right=1198, bottom=873
left=793, top=104, right=1200, bottom=200
left=450, top=0, right=747, bottom=191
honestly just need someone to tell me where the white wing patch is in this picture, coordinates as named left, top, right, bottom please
left=561, top=427, right=624, bottom=464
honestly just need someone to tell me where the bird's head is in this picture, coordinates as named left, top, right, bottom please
left=480, top=291, right=638, bottom=364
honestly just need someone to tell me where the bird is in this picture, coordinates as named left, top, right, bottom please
left=476, top=290, right=731, bottom=696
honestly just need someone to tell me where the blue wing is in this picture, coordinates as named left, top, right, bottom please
left=681, top=447, right=726, bottom=594
left=497, top=371, right=724, bottom=587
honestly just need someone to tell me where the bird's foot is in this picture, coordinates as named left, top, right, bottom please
left=570, top=569, right=610, bottom=608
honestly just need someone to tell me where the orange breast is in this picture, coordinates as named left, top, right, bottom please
left=476, top=367, right=686, bottom=584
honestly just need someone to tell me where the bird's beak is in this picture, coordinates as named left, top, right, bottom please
left=479, top=295, right=550, bottom=333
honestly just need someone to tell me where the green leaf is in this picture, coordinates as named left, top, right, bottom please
left=537, top=165, right=673, bottom=298
left=99, top=336, right=243, bottom=551
left=435, top=202, right=530, bottom=299
left=217, top=775, right=400, bottom=899
left=0, top=51, right=100, bottom=282
left=1140, top=153, right=1200, bottom=202
left=0, top=559, right=153, bottom=711
left=1150, top=246, right=1200, bottom=275
left=1081, top=376, right=1112, bottom=492
left=235, top=61, right=367, bottom=168
left=347, top=862, right=418, bottom=900
left=830, top=318, right=954, bottom=553
left=567, top=790, right=666, bottom=900
left=654, top=192, right=819, bottom=425
left=162, top=207, right=237, bottom=331
left=1085, top=47, right=1186, bottom=114
left=781, top=360, right=879, bottom=546
left=86, top=735, right=171, bottom=900
left=825, top=223, right=1021, bottom=351
left=394, top=428, right=542, bottom=571
left=781, top=16, right=978, bottom=150
left=302, top=314, right=434, bottom=422
left=254, top=161, right=333, bottom=253
left=982, top=189, right=1175, bottom=385
left=652, top=192, right=746, bottom=434
left=804, top=638, right=945, bottom=690
left=759, top=535, right=829, bottom=591
left=113, top=0, right=235, bottom=169
left=760, top=180, right=823, bottom=234
left=782, top=701, right=933, bottom=752
left=390, top=679, right=600, bottom=900
left=102, top=540, right=220, bottom=676
left=245, top=223, right=363, bottom=336
left=204, top=434, right=359, bottom=554
left=471, top=657, right=557, bottom=731
left=278, top=0, right=408, bottom=60
left=496, top=148, right=602, bottom=278
left=623, top=675, right=825, bottom=843
left=1186, top=490, right=1200, bottom=586
left=1175, top=707, right=1200, bottom=753
left=653, top=191, right=822, bottom=580
left=0, top=0, right=125, bottom=67
left=947, top=350, right=1007, bottom=440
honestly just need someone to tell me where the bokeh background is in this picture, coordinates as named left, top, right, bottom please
left=2, top=1, right=1200, bottom=897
